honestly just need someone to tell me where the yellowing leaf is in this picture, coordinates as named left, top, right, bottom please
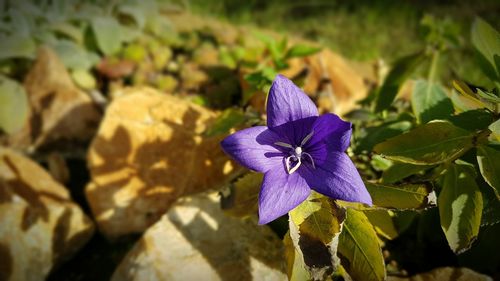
left=365, top=181, right=436, bottom=210
left=288, top=192, right=346, bottom=280
left=338, top=209, right=386, bottom=281
left=220, top=172, right=261, bottom=218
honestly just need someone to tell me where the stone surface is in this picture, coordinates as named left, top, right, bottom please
left=388, top=267, right=492, bottom=281
left=8, top=46, right=101, bottom=151
left=85, top=87, right=240, bottom=238
left=0, top=147, right=94, bottom=281
left=112, top=193, right=286, bottom=281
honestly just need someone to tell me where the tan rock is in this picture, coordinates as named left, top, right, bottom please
left=388, top=267, right=492, bottom=281
left=0, top=147, right=94, bottom=281
left=8, top=46, right=101, bottom=151
left=112, top=193, right=286, bottom=281
left=85, top=87, right=240, bottom=238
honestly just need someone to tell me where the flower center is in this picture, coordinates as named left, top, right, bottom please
left=274, top=130, right=315, bottom=174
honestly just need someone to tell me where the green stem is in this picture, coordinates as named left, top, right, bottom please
left=427, top=49, right=440, bottom=85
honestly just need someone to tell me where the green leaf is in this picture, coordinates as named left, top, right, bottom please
left=338, top=209, right=386, bottom=281
left=118, top=4, right=146, bottom=29
left=51, top=39, right=99, bottom=70
left=0, top=35, right=36, bottom=61
left=220, top=172, right=261, bottom=218
left=286, top=44, right=322, bottom=58
left=374, top=121, right=479, bottom=165
left=374, top=52, right=426, bottom=112
left=355, top=120, right=412, bottom=153
left=447, top=109, right=494, bottom=132
left=476, top=88, right=500, bottom=103
left=490, top=119, right=500, bottom=142
left=91, top=16, right=124, bottom=55
left=477, top=145, right=500, bottom=200
left=289, top=192, right=346, bottom=280
left=471, top=18, right=500, bottom=79
left=49, top=22, right=85, bottom=44
left=0, top=76, right=29, bottom=134
left=381, top=162, right=434, bottom=184
left=284, top=231, right=310, bottom=281
left=412, top=79, right=453, bottom=124
left=365, top=210, right=399, bottom=240
left=205, top=108, right=247, bottom=137
left=438, top=163, right=483, bottom=253
left=365, top=181, right=436, bottom=210
left=71, top=68, right=96, bottom=90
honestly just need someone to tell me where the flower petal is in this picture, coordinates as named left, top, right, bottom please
left=221, top=126, right=284, bottom=173
left=258, top=167, right=311, bottom=224
left=267, top=74, right=318, bottom=128
left=300, top=151, right=372, bottom=205
left=306, top=113, right=352, bottom=152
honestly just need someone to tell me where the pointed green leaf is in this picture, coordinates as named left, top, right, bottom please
left=286, top=44, right=322, bottom=58
left=338, top=209, right=386, bottom=281
left=447, top=109, right=494, bottom=132
left=374, top=52, right=426, bottom=112
left=490, top=119, right=500, bottom=142
left=205, top=108, right=247, bottom=137
left=438, top=163, right=483, bottom=253
left=0, top=35, right=36, bottom=61
left=355, top=120, right=412, bottom=153
left=91, top=17, right=124, bottom=55
left=477, top=145, right=500, bottom=200
left=374, top=121, right=480, bottom=165
left=381, top=162, right=434, bottom=184
left=289, top=192, right=346, bottom=280
left=471, top=18, right=500, bottom=78
left=365, top=181, right=436, bottom=210
left=412, top=80, right=453, bottom=124
left=0, top=76, right=29, bottom=134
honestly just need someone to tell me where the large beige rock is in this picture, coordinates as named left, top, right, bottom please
left=112, top=193, right=286, bottom=281
left=0, top=147, right=94, bottom=281
left=85, top=87, right=239, bottom=238
left=8, top=46, right=101, bottom=150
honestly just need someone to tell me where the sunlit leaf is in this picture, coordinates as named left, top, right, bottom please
left=50, top=22, right=85, bottom=44
left=365, top=210, right=399, bottom=240
left=365, top=181, right=436, bottom=210
left=338, top=209, right=386, bottom=281
left=374, top=52, right=426, bottom=112
left=438, top=163, right=483, bottom=253
left=286, top=44, right=322, bottom=58
left=0, top=76, right=29, bottom=134
left=289, top=192, right=346, bottom=280
left=490, top=119, right=500, bottom=142
left=220, top=172, right=261, bottom=218
left=71, top=68, right=97, bottom=90
left=284, top=231, right=310, bottom=281
left=412, top=79, right=453, bottom=124
left=381, top=162, right=434, bottom=184
left=374, top=121, right=483, bottom=165
left=477, top=145, right=500, bottom=200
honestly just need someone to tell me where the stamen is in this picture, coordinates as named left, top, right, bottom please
left=285, top=155, right=301, bottom=174
left=301, top=130, right=314, bottom=146
left=275, top=141, right=293, bottom=148
left=302, top=152, right=316, bottom=169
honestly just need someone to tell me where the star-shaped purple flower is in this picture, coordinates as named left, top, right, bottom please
left=221, top=75, right=372, bottom=224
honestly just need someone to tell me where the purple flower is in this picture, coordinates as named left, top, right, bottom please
left=221, top=75, right=372, bottom=224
